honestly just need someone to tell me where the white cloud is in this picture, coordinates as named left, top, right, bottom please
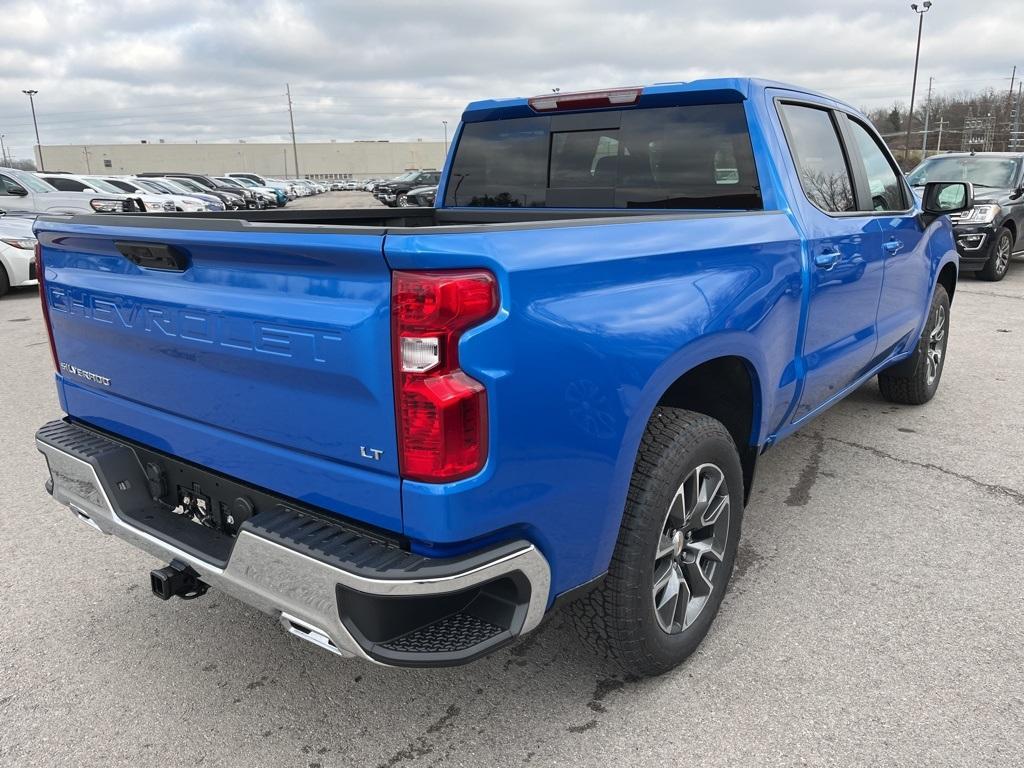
left=0, top=0, right=1018, bottom=160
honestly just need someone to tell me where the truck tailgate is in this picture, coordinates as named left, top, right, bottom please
left=37, top=219, right=402, bottom=532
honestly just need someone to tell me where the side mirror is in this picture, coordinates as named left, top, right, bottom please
left=922, top=181, right=974, bottom=217
left=7, top=184, right=28, bottom=196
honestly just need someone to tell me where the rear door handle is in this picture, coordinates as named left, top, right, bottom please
left=814, top=248, right=842, bottom=270
left=883, top=238, right=904, bottom=255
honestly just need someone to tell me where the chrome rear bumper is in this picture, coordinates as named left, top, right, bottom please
left=36, top=420, right=550, bottom=666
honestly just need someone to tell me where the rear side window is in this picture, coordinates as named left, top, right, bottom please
left=46, top=177, right=89, bottom=192
left=445, top=103, right=762, bottom=209
left=846, top=117, right=907, bottom=212
left=780, top=104, right=854, bottom=214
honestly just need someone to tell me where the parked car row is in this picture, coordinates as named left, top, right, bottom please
left=371, top=169, right=442, bottom=207
left=329, top=180, right=364, bottom=191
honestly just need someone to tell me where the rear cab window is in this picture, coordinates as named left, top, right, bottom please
left=445, top=103, right=762, bottom=210
left=778, top=103, right=855, bottom=214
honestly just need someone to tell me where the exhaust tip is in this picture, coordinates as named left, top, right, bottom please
left=279, top=612, right=348, bottom=657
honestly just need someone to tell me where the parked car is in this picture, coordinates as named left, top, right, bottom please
left=330, top=181, right=346, bottom=191
left=214, top=177, right=277, bottom=208
left=0, top=167, right=138, bottom=215
left=33, top=79, right=967, bottom=677
left=907, top=151, right=1023, bottom=281
left=405, top=185, right=437, bottom=207
left=374, top=170, right=442, bottom=206
left=40, top=174, right=176, bottom=213
left=287, top=179, right=316, bottom=196
left=133, top=177, right=226, bottom=212
left=140, top=173, right=251, bottom=210
left=100, top=177, right=211, bottom=213
left=230, top=177, right=288, bottom=207
left=0, top=210, right=37, bottom=297
left=225, top=173, right=295, bottom=201
left=141, top=174, right=245, bottom=210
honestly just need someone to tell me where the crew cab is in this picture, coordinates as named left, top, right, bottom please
left=32, top=79, right=969, bottom=676
left=908, top=151, right=1024, bottom=281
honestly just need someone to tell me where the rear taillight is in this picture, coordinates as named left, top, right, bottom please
left=35, top=243, right=59, bottom=372
left=392, top=270, right=498, bottom=482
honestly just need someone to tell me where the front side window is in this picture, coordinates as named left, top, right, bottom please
left=780, top=104, right=854, bottom=214
left=445, top=103, right=762, bottom=209
left=847, top=117, right=905, bottom=211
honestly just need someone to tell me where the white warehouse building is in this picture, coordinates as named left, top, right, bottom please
left=35, top=140, right=447, bottom=181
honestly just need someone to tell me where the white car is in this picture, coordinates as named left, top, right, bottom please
left=0, top=210, right=38, bottom=297
left=0, top=167, right=135, bottom=215
left=101, top=177, right=209, bottom=212
left=40, top=173, right=176, bottom=213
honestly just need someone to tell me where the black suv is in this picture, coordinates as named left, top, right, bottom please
left=907, top=152, right=1024, bottom=281
left=374, top=170, right=442, bottom=207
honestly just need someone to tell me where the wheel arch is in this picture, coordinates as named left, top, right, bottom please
left=937, top=260, right=957, bottom=303
left=1001, top=217, right=1017, bottom=246
left=654, top=355, right=762, bottom=504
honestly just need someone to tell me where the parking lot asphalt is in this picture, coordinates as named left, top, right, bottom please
left=1, top=230, right=1021, bottom=767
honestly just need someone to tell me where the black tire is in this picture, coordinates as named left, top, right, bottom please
left=0, top=264, right=9, bottom=297
left=397, top=193, right=410, bottom=207
left=570, top=407, right=744, bottom=677
left=878, top=284, right=950, bottom=405
left=977, top=227, right=1013, bottom=282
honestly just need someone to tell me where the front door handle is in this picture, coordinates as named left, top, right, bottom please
left=814, top=248, right=842, bottom=270
left=883, top=238, right=904, bottom=255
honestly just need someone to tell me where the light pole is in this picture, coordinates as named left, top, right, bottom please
left=903, top=2, right=932, bottom=162
left=286, top=83, right=299, bottom=178
left=442, top=120, right=449, bottom=157
left=22, top=89, right=44, bottom=171
left=0, top=134, right=8, bottom=166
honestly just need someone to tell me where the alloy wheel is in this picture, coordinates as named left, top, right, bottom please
left=994, top=234, right=1012, bottom=276
left=652, top=463, right=731, bottom=634
left=926, top=303, right=947, bottom=386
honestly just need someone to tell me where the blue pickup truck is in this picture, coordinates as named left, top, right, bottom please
left=33, top=79, right=972, bottom=676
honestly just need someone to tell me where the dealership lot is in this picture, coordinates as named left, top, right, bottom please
left=0, top=260, right=1021, bottom=766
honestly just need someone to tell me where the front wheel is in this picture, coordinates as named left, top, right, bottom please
left=397, top=193, right=411, bottom=207
left=570, top=408, right=743, bottom=677
left=977, top=227, right=1013, bottom=282
left=878, top=284, right=950, bottom=405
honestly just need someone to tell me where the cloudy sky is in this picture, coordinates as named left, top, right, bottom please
left=0, top=0, right=1018, bottom=160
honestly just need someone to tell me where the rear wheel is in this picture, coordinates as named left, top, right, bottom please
left=878, top=284, right=950, bottom=405
left=0, top=264, right=9, bottom=297
left=978, top=227, right=1013, bottom=282
left=570, top=408, right=743, bottom=677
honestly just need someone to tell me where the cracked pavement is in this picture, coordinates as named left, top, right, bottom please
left=1, top=251, right=1021, bottom=767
